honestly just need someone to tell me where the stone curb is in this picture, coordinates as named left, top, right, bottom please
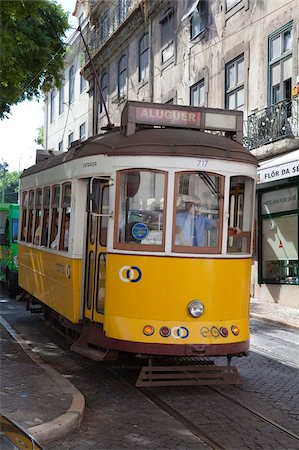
left=0, top=315, right=85, bottom=445
left=250, top=312, right=299, bottom=330
left=28, top=391, right=85, bottom=444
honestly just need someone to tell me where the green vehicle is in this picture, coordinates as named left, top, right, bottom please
left=0, top=203, right=19, bottom=297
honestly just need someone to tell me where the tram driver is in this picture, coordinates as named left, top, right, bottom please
left=175, top=195, right=217, bottom=247
left=175, top=195, right=240, bottom=247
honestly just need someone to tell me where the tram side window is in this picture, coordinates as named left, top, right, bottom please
left=27, top=190, right=35, bottom=242
left=116, top=170, right=166, bottom=249
left=50, top=185, right=61, bottom=250
left=59, top=183, right=71, bottom=251
left=33, top=189, right=42, bottom=245
left=227, top=176, right=254, bottom=254
left=41, top=187, right=50, bottom=247
left=173, top=172, right=223, bottom=252
left=100, top=185, right=109, bottom=247
left=20, top=191, right=28, bottom=241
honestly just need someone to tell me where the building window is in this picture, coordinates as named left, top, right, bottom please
left=161, top=8, right=174, bottom=64
left=58, top=86, right=64, bottom=115
left=226, top=0, right=242, bottom=10
left=80, top=74, right=86, bottom=93
left=100, top=72, right=108, bottom=114
left=79, top=123, right=86, bottom=141
left=260, top=186, right=298, bottom=285
left=190, top=1, right=206, bottom=39
left=58, top=141, right=63, bottom=151
left=190, top=80, right=205, bottom=106
left=69, top=65, right=75, bottom=104
left=79, top=13, right=84, bottom=26
left=139, top=33, right=149, bottom=82
left=100, top=12, right=109, bottom=42
left=225, top=55, right=244, bottom=110
left=50, top=90, right=55, bottom=123
left=118, top=55, right=127, bottom=98
left=269, top=22, right=293, bottom=105
left=68, top=132, right=74, bottom=148
left=118, top=0, right=128, bottom=23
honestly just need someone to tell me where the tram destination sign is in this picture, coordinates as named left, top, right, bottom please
left=121, top=101, right=243, bottom=143
left=135, top=106, right=201, bottom=127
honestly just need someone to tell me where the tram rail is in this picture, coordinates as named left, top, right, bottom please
left=110, top=366, right=299, bottom=450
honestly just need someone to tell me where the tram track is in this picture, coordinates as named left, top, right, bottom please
left=208, top=386, right=299, bottom=442
left=110, top=366, right=299, bottom=450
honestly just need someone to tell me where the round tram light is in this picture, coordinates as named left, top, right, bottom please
left=160, top=326, right=171, bottom=337
left=210, top=326, right=219, bottom=337
left=231, top=325, right=240, bottom=336
left=143, top=325, right=154, bottom=336
left=188, top=300, right=204, bottom=318
left=219, top=327, right=229, bottom=337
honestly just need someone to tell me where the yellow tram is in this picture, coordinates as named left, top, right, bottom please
left=18, top=102, right=257, bottom=381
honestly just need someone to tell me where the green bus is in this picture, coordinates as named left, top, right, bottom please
left=0, top=203, right=19, bottom=297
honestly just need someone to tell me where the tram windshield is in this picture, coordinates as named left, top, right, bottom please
left=173, top=172, right=223, bottom=252
left=116, top=170, right=166, bottom=248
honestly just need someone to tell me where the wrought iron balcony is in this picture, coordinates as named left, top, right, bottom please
left=244, top=98, right=299, bottom=150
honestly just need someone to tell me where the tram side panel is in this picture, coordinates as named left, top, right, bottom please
left=105, top=253, right=251, bottom=348
left=18, top=245, right=82, bottom=323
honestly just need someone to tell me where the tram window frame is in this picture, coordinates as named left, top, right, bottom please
left=33, top=189, right=42, bottom=245
left=20, top=191, right=28, bottom=242
left=227, top=176, right=254, bottom=255
left=50, top=185, right=61, bottom=250
left=96, top=252, right=106, bottom=314
left=41, top=187, right=51, bottom=247
left=59, top=182, right=72, bottom=251
left=114, top=169, right=167, bottom=252
left=172, top=171, right=224, bottom=254
left=99, top=185, right=109, bottom=247
left=27, top=190, right=35, bottom=243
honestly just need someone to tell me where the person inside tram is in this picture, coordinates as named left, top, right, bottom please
left=175, top=195, right=217, bottom=246
left=175, top=195, right=240, bottom=246
left=34, top=217, right=41, bottom=245
left=51, top=214, right=70, bottom=250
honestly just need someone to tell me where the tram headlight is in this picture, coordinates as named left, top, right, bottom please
left=188, top=300, right=204, bottom=318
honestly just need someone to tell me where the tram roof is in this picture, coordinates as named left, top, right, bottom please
left=21, top=127, right=257, bottom=178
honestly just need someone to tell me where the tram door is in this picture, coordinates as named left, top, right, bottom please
left=84, top=179, right=109, bottom=323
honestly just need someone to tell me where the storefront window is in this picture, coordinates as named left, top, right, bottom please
left=116, top=170, right=166, bottom=249
left=261, top=186, right=298, bottom=284
left=173, top=172, right=223, bottom=253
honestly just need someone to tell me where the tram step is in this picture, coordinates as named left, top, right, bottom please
left=136, top=365, right=242, bottom=387
left=71, top=342, right=119, bottom=362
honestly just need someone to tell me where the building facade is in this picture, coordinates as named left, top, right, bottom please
left=44, top=0, right=90, bottom=152
left=44, top=0, right=299, bottom=306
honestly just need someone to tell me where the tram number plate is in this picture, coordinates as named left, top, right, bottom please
left=197, top=159, right=208, bottom=168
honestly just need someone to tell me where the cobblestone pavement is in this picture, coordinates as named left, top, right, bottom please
left=1, top=293, right=299, bottom=449
left=250, top=298, right=299, bottom=329
left=0, top=324, right=71, bottom=428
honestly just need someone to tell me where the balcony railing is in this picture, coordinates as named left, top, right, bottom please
left=88, top=0, right=140, bottom=56
left=244, top=98, right=299, bottom=150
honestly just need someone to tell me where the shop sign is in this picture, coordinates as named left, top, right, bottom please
left=262, top=187, right=298, bottom=214
left=257, top=159, right=299, bottom=184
